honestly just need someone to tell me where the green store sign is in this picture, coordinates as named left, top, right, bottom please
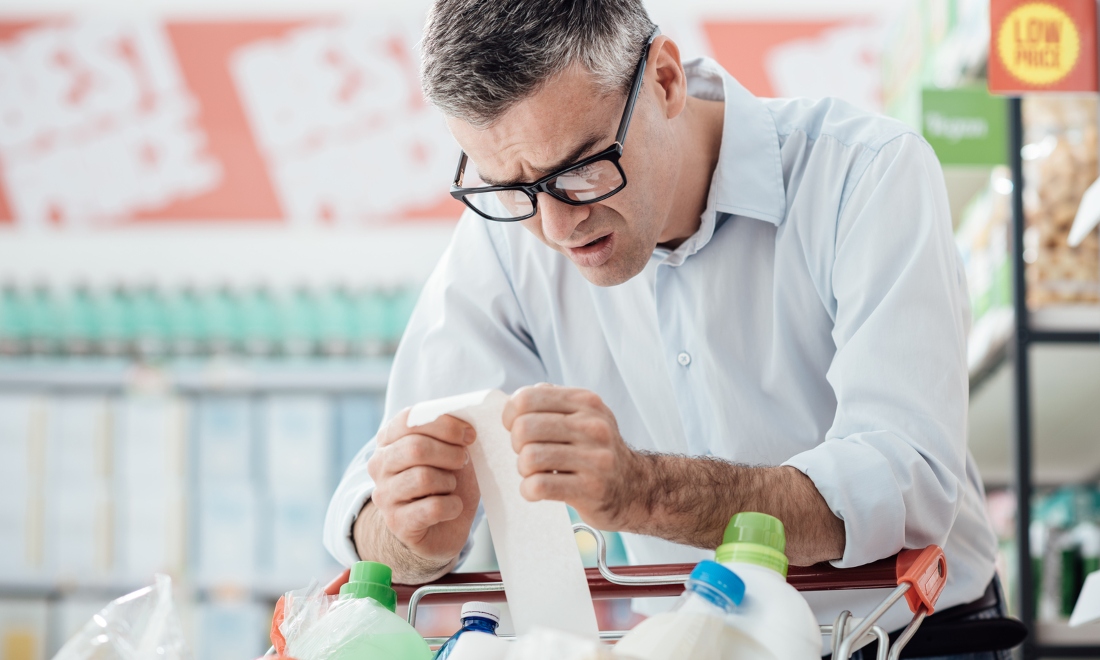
left=921, top=87, right=1008, bottom=166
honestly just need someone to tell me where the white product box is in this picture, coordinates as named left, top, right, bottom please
left=117, top=486, right=186, bottom=582
left=195, top=396, right=253, bottom=485
left=0, top=396, right=46, bottom=580
left=45, top=396, right=111, bottom=487
left=0, top=598, right=48, bottom=660
left=335, top=395, right=385, bottom=474
left=194, top=601, right=269, bottom=660
left=263, top=395, right=332, bottom=498
left=0, top=491, right=30, bottom=579
left=114, top=395, right=187, bottom=581
left=269, top=496, right=337, bottom=582
left=45, top=483, right=113, bottom=579
left=115, top=395, right=187, bottom=487
left=196, top=484, right=257, bottom=584
left=0, top=395, right=36, bottom=480
left=44, top=397, right=113, bottom=580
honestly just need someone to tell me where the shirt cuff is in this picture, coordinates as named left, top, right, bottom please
left=782, top=433, right=906, bottom=568
left=323, top=480, right=376, bottom=568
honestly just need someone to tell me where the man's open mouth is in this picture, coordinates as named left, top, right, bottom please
left=565, top=233, right=615, bottom=268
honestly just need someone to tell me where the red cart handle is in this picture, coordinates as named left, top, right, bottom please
left=896, top=545, right=947, bottom=615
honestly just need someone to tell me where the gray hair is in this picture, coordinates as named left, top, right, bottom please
left=420, top=0, right=656, bottom=127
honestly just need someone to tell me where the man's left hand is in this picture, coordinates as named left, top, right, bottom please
left=502, top=383, right=648, bottom=530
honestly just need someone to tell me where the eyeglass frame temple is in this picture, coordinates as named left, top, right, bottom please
left=614, top=27, right=660, bottom=147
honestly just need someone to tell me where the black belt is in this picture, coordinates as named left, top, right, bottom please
left=826, top=578, right=1027, bottom=659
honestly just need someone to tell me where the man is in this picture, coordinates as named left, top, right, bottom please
left=324, top=1, right=1004, bottom=656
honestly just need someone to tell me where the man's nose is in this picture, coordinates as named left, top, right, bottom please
left=537, top=193, right=590, bottom=244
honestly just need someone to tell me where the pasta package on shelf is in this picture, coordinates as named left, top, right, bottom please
left=1022, top=96, right=1100, bottom=308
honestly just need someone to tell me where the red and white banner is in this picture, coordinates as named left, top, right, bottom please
left=0, top=16, right=883, bottom=230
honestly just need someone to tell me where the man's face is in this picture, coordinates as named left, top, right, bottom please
left=446, top=61, right=679, bottom=287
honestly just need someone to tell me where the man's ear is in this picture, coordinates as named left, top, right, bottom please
left=649, top=36, right=687, bottom=120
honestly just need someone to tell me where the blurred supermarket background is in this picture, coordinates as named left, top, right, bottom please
left=0, top=0, right=1099, bottom=658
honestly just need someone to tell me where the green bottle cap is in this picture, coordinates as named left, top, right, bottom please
left=715, top=512, right=789, bottom=577
left=339, top=561, right=397, bottom=612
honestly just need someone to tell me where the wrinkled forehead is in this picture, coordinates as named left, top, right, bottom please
left=446, top=65, right=624, bottom=186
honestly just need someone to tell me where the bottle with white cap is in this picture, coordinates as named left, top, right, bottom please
left=434, top=601, right=502, bottom=659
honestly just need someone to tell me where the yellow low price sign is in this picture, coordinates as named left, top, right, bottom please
left=989, top=0, right=1098, bottom=93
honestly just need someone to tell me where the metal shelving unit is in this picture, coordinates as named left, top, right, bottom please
left=0, top=355, right=394, bottom=647
left=1006, top=97, right=1100, bottom=660
left=0, top=356, right=393, bottom=393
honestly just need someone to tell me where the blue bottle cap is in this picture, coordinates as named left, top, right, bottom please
left=690, top=559, right=745, bottom=606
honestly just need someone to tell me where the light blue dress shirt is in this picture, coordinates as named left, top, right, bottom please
left=324, top=57, right=998, bottom=632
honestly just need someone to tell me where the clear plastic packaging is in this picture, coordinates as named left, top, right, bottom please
left=277, top=567, right=431, bottom=660
left=53, top=574, right=191, bottom=660
left=286, top=596, right=423, bottom=659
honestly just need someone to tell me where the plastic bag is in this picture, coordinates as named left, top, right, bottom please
left=53, top=574, right=191, bottom=660
left=276, top=581, right=331, bottom=652
left=278, top=582, right=431, bottom=660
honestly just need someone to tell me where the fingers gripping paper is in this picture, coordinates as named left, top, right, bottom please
left=407, top=389, right=600, bottom=640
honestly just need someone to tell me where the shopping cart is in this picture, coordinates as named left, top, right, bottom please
left=268, top=523, right=948, bottom=660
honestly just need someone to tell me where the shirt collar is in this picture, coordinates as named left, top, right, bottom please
left=653, top=58, right=787, bottom=265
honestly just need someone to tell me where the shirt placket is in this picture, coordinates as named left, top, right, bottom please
left=654, top=261, right=711, bottom=457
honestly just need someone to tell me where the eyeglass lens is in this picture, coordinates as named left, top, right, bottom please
left=547, top=161, right=624, bottom=202
left=463, top=158, right=624, bottom=219
left=464, top=188, right=535, bottom=219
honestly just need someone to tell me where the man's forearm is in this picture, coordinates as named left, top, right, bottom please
left=351, top=500, right=459, bottom=584
left=622, top=453, right=845, bottom=566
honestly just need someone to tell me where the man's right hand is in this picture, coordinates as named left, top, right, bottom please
left=364, top=409, right=480, bottom=565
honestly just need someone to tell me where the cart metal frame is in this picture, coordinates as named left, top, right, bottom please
left=268, top=524, right=948, bottom=660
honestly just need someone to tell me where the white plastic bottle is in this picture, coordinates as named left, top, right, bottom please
left=716, top=512, right=822, bottom=660
left=614, top=560, right=774, bottom=660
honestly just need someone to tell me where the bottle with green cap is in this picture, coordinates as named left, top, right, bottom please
left=286, top=560, right=431, bottom=660
left=715, top=512, right=821, bottom=659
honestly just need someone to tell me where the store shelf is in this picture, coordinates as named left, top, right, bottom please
left=0, top=575, right=331, bottom=603
left=1031, top=305, right=1100, bottom=343
left=969, top=343, right=1100, bottom=487
left=1038, top=621, right=1100, bottom=645
left=968, top=305, right=1100, bottom=391
left=0, top=356, right=393, bottom=392
left=0, top=576, right=150, bottom=601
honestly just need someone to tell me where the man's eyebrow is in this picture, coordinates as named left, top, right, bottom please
left=478, top=133, right=606, bottom=187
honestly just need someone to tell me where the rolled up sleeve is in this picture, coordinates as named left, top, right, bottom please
left=783, top=133, right=970, bottom=568
left=322, top=213, right=547, bottom=567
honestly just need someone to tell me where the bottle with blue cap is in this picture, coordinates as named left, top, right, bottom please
left=615, top=560, right=771, bottom=659
left=434, top=601, right=502, bottom=659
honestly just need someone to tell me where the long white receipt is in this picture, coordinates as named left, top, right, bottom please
left=407, top=389, right=600, bottom=639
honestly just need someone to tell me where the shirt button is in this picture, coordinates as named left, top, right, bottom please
left=677, top=351, right=691, bottom=366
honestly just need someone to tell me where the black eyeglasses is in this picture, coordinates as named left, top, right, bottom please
left=449, top=29, right=660, bottom=222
